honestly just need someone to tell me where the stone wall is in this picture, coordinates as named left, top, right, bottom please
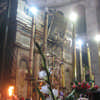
left=57, top=0, right=100, bottom=86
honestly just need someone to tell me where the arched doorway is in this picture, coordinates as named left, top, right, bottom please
left=16, top=58, right=28, bottom=99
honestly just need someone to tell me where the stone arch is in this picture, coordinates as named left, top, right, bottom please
left=74, top=4, right=87, bottom=35
left=65, top=65, right=73, bottom=92
left=16, top=57, right=29, bottom=98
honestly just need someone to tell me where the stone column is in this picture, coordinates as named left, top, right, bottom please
left=29, top=16, right=35, bottom=73
left=43, top=11, right=48, bottom=54
left=28, top=16, right=36, bottom=98
left=85, top=0, right=100, bottom=86
left=33, top=52, right=40, bottom=100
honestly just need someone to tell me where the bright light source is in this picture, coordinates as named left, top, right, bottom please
left=30, top=7, right=38, bottom=15
left=76, top=39, right=83, bottom=48
left=69, top=12, right=78, bottom=22
left=95, top=34, right=100, bottom=42
left=8, top=86, right=14, bottom=96
left=86, top=43, right=88, bottom=47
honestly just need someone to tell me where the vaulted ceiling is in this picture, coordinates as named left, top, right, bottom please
left=27, top=0, right=83, bottom=8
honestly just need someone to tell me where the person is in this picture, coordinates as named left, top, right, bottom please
left=0, top=92, right=2, bottom=100
left=20, top=96, right=24, bottom=100
left=12, top=95, right=18, bottom=100
left=30, top=97, right=32, bottom=100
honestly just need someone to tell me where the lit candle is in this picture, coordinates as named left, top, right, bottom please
left=61, top=63, right=65, bottom=87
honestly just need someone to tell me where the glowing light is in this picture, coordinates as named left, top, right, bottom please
left=8, top=86, right=14, bottom=96
left=69, top=12, right=78, bottom=22
left=86, top=43, right=88, bottom=47
left=95, top=34, right=100, bottom=42
left=30, top=7, right=38, bottom=15
left=76, top=39, right=83, bottom=48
